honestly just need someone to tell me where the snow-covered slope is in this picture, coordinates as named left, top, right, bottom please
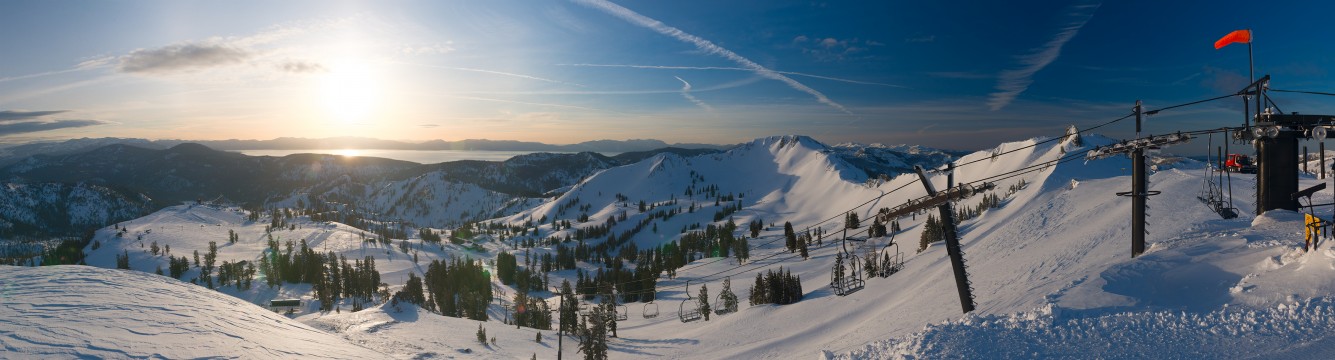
left=0, top=182, right=151, bottom=235
left=17, top=132, right=1335, bottom=359
left=0, top=265, right=382, bottom=358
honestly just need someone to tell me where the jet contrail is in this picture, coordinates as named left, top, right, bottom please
left=571, top=0, right=854, bottom=115
left=393, top=61, right=583, bottom=87
left=564, top=63, right=907, bottom=88
left=674, top=76, right=714, bottom=113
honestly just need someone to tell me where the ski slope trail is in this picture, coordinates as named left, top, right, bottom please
left=0, top=265, right=383, bottom=359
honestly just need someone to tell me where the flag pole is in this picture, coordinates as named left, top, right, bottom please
left=1247, top=29, right=1254, bottom=86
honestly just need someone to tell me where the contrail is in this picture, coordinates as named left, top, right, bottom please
left=987, top=0, right=1100, bottom=111
left=564, top=63, right=907, bottom=88
left=444, top=95, right=627, bottom=115
left=674, top=76, right=714, bottom=113
left=0, top=68, right=84, bottom=83
left=393, top=61, right=583, bottom=87
left=571, top=0, right=854, bottom=115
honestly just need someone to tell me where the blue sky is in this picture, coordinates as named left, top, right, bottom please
left=0, top=0, right=1332, bottom=149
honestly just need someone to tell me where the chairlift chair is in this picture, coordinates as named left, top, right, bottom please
left=713, top=277, right=738, bottom=316
left=678, top=280, right=702, bottom=323
left=643, top=301, right=660, bottom=319
left=616, top=304, right=629, bottom=321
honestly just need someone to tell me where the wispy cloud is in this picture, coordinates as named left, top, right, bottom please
left=560, top=63, right=906, bottom=88
left=0, top=109, right=109, bottom=137
left=0, top=110, right=69, bottom=122
left=277, top=60, right=327, bottom=74
left=118, top=42, right=253, bottom=74
left=674, top=76, right=714, bottom=113
left=0, top=119, right=107, bottom=136
left=791, top=35, right=873, bottom=62
left=987, top=1, right=1100, bottom=111
left=572, top=0, right=854, bottom=115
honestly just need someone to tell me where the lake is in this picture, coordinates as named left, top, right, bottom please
left=235, top=149, right=579, bottom=164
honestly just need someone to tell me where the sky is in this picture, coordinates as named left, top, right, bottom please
left=1, top=0, right=1333, bottom=150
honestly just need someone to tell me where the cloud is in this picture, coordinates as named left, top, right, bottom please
left=118, top=42, right=252, bottom=74
left=418, top=123, right=440, bottom=128
left=791, top=35, right=869, bottom=62
left=0, top=110, right=69, bottom=122
left=0, top=119, right=107, bottom=136
left=277, top=60, right=327, bottom=74
left=572, top=0, right=853, bottom=115
left=987, top=1, right=1100, bottom=111
left=674, top=76, right=714, bottom=113
left=560, top=63, right=907, bottom=88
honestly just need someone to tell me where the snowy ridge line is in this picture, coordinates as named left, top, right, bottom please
left=941, top=92, right=1233, bottom=175
left=962, top=125, right=1231, bottom=189
left=966, top=147, right=1092, bottom=187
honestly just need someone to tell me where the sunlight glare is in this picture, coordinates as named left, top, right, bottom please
left=332, top=149, right=362, bottom=157
left=319, top=61, right=381, bottom=125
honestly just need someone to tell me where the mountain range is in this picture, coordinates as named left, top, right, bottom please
left=0, top=136, right=962, bottom=238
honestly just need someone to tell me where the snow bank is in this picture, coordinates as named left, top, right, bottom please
left=839, top=299, right=1335, bottom=359
left=0, top=265, right=382, bottom=358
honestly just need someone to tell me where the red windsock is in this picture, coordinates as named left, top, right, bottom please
left=1214, top=29, right=1252, bottom=49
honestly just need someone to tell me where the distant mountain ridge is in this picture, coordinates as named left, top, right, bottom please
left=0, top=136, right=962, bottom=237
left=0, top=136, right=733, bottom=166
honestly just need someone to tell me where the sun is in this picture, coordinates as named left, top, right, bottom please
left=319, top=62, right=381, bottom=125
left=331, top=149, right=362, bottom=157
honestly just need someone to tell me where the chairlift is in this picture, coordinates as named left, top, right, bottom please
left=1197, top=131, right=1240, bottom=219
left=712, top=277, right=738, bottom=316
left=643, top=291, right=660, bottom=319
left=678, top=280, right=702, bottom=323
left=878, top=236, right=905, bottom=278
left=616, top=303, right=629, bottom=321
left=832, top=236, right=866, bottom=296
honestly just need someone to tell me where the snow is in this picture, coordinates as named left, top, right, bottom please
left=304, top=303, right=564, bottom=359
left=0, top=265, right=382, bottom=358
left=11, top=133, right=1335, bottom=359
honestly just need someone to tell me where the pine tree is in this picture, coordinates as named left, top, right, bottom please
left=798, top=235, right=809, bottom=260
left=719, top=277, right=738, bottom=314
left=580, top=305, right=609, bottom=360
left=834, top=252, right=847, bottom=294
left=116, top=250, right=130, bottom=269
left=698, top=284, right=711, bottom=321
left=919, top=214, right=942, bottom=252
left=476, top=323, right=487, bottom=344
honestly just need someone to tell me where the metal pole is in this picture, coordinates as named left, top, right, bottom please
left=1132, top=148, right=1147, bottom=257
left=1322, top=142, right=1327, bottom=180
left=1248, top=36, right=1255, bottom=88
left=1305, top=146, right=1310, bottom=175
left=1132, top=101, right=1146, bottom=257
left=913, top=164, right=975, bottom=313
left=556, top=287, right=564, bottom=360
